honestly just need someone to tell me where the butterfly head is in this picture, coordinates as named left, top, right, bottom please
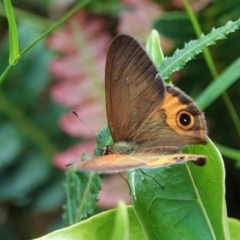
left=100, top=141, right=135, bottom=156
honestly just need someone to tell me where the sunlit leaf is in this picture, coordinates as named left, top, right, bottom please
left=228, top=218, right=240, bottom=240
left=35, top=204, right=146, bottom=240
left=128, top=138, right=230, bottom=239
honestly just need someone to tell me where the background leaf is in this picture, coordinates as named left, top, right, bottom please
left=154, top=12, right=194, bottom=44
left=215, top=144, right=240, bottom=166
left=36, top=205, right=146, bottom=240
left=196, top=56, right=240, bottom=110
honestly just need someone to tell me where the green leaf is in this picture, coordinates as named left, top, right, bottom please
left=183, top=0, right=218, bottom=79
left=196, top=56, right=240, bottom=110
left=111, top=201, right=129, bottom=240
left=228, top=218, right=240, bottom=240
left=63, top=127, right=111, bottom=225
left=35, top=205, right=147, bottom=240
left=159, top=18, right=240, bottom=79
left=128, top=138, right=230, bottom=240
left=94, top=126, right=113, bottom=156
left=3, top=0, right=20, bottom=65
left=63, top=166, right=101, bottom=226
left=146, top=29, right=164, bottom=67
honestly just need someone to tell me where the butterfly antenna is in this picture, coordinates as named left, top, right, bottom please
left=72, top=110, right=97, bottom=137
left=119, top=173, right=132, bottom=195
left=65, top=152, right=94, bottom=168
left=65, top=159, right=81, bottom=168
left=139, top=169, right=165, bottom=189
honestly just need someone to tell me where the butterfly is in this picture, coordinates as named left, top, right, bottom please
left=73, top=34, right=207, bottom=173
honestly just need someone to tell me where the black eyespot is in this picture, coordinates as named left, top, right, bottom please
left=176, top=110, right=194, bottom=130
left=179, top=112, right=191, bottom=126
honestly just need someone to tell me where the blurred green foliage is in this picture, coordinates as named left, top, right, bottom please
left=0, top=3, right=81, bottom=238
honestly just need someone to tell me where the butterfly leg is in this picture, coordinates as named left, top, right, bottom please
left=139, top=169, right=165, bottom=189
left=119, top=173, right=132, bottom=195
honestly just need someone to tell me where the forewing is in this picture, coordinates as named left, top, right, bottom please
left=105, top=34, right=166, bottom=142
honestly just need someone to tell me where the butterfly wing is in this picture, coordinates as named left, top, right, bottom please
left=133, top=85, right=207, bottom=150
left=106, top=34, right=207, bottom=151
left=105, top=34, right=166, bottom=142
left=144, top=153, right=206, bottom=167
left=74, top=154, right=146, bottom=173
left=74, top=154, right=206, bottom=173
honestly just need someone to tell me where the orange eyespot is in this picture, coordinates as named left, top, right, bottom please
left=176, top=110, right=194, bottom=130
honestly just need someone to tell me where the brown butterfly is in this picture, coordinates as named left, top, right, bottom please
left=73, top=34, right=207, bottom=173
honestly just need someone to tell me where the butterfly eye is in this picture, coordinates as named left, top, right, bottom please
left=101, top=146, right=112, bottom=155
left=176, top=110, right=194, bottom=130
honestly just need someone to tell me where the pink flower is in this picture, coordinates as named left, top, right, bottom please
left=118, top=0, right=162, bottom=42
left=59, top=101, right=107, bottom=138
left=98, top=174, right=132, bottom=208
left=48, top=10, right=110, bottom=168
